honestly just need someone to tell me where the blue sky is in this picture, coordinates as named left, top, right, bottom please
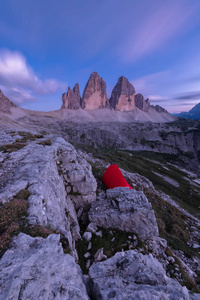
left=0, top=0, right=200, bottom=113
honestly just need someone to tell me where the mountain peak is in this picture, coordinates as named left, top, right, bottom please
left=81, top=72, right=109, bottom=110
left=110, top=76, right=136, bottom=111
left=0, top=89, right=17, bottom=114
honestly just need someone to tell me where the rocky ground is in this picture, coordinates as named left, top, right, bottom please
left=0, top=129, right=200, bottom=299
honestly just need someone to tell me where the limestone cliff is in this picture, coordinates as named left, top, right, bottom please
left=135, top=93, right=150, bottom=112
left=110, top=76, right=136, bottom=111
left=81, top=72, right=109, bottom=110
left=62, top=83, right=81, bottom=110
left=0, top=90, right=17, bottom=114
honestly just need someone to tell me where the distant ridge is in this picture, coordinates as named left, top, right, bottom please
left=61, top=72, right=169, bottom=115
left=0, top=90, right=17, bottom=114
left=176, top=102, right=200, bottom=120
left=0, top=73, right=176, bottom=123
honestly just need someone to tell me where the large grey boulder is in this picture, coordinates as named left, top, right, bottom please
left=0, top=135, right=96, bottom=256
left=89, top=187, right=159, bottom=241
left=60, top=150, right=97, bottom=209
left=110, top=76, right=136, bottom=111
left=0, top=233, right=89, bottom=300
left=89, top=250, right=200, bottom=300
left=81, top=72, right=109, bottom=110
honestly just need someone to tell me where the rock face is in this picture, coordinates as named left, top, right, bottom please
left=89, top=187, right=159, bottom=241
left=60, top=149, right=97, bottom=209
left=73, top=83, right=81, bottom=102
left=89, top=250, right=199, bottom=300
left=0, top=135, right=97, bottom=256
left=62, top=83, right=81, bottom=109
left=0, top=90, right=17, bottom=114
left=59, top=72, right=172, bottom=117
left=151, top=104, right=168, bottom=113
left=81, top=72, right=109, bottom=110
left=135, top=93, right=150, bottom=112
left=0, top=233, right=89, bottom=300
left=110, top=76, right=136, bottom=111
left=177, top=102, right=200, bottom=120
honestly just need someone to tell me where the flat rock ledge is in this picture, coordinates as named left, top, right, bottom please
left=89, top=250, right=200, bottom=300
left=89, top=187, right=159, bottom=241
left=0, top=233, right=89, bottom=300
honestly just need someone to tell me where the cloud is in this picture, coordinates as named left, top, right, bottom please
left=148, top=95, right=168, bottom=102
left=0, top=50, right=66, bottom=104
left=174, top=92, right=200, bottom=100
left=132, top=71, right=170, bottom=96
left=119, top=1, right=198, bottom=63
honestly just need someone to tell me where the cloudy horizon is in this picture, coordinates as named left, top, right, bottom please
left=0, top=0, right=200, bottom=113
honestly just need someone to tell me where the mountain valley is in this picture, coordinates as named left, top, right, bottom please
left=0, top=76, right=200, bottom=299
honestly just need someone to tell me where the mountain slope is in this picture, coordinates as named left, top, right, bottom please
left=177, top=103, right=200, bottom=120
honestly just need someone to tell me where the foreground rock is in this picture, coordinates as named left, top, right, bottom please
left=110, top=76, right=136, bottom=111
left=89, top=250, right=199, bottom=300
left=82, top=72, right=109, bottom=110
left=89, top=187, right=159, bottom=241
left=0, top=233, right=89, bottom=300
left=0, top=134, right=97, bottom=256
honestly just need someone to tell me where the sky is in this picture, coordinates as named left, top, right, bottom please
left=0, top=0, right=200, bottom=113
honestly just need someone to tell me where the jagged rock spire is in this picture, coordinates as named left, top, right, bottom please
left=81, top=72, right=109, bottom=110
left=110, top=76, right=136, bottom=111
left=62, top=83, right=81, bottom=110
left=0, top=89, right=17, bottom=114
left=135, top=93, right=150, bottom=112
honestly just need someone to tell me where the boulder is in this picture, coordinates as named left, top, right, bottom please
left=110, top=76, right=136, bottom=111
left=81, top=72, right=109, bottom=110
left=89, top=250, right=199, bottom=300
left=88, top=187, right=159, bottom=241
left=0, top=233, right=89, bottom=300
left=0, top=136, right=96, bottom=256
left=61, top=152, right=97, bottom=209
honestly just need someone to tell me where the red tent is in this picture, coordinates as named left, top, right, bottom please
left=102, top=164, right=133, bottom=189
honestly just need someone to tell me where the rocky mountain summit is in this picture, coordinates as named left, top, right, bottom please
left=0, top=90, right=17, bottom=114
left=82, top=72, right=109, bottom=110
left=0, top=129, right=200, bottom=299
left=61, top=83, right=81, bottom=110
left=61, top=72, right=172, bottom=118
left=177, top=103, right=200, bottom=120
left=110, top=76, right=136, bottom=111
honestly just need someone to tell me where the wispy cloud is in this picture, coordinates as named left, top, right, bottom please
left=132, top=71, right=170, bottom=95
left=147, top=95, right=168, bottom=102
left=119, top=1, right=198, bottom=62
left=174, top=91, right=200, bottom=100
left=0, top=50, right=66, bottom=104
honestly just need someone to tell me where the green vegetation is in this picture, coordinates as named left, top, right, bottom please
left=0, top=189, right=56, bottom=258
left=76, top=227, right=143, bottom=274
left=37, top=139, right=52, bottom=146
left=0, top=142, right=26, bottom=152
left=0, top=132, right=44, bottom=153
left=166, top=247, right=200, bottom=293
left=87, top=148, right=200, bottom=216
left=80, top=147, right=200, bottom=279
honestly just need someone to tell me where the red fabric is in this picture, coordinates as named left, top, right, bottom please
left=102, top=164, right=133, bottom=189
